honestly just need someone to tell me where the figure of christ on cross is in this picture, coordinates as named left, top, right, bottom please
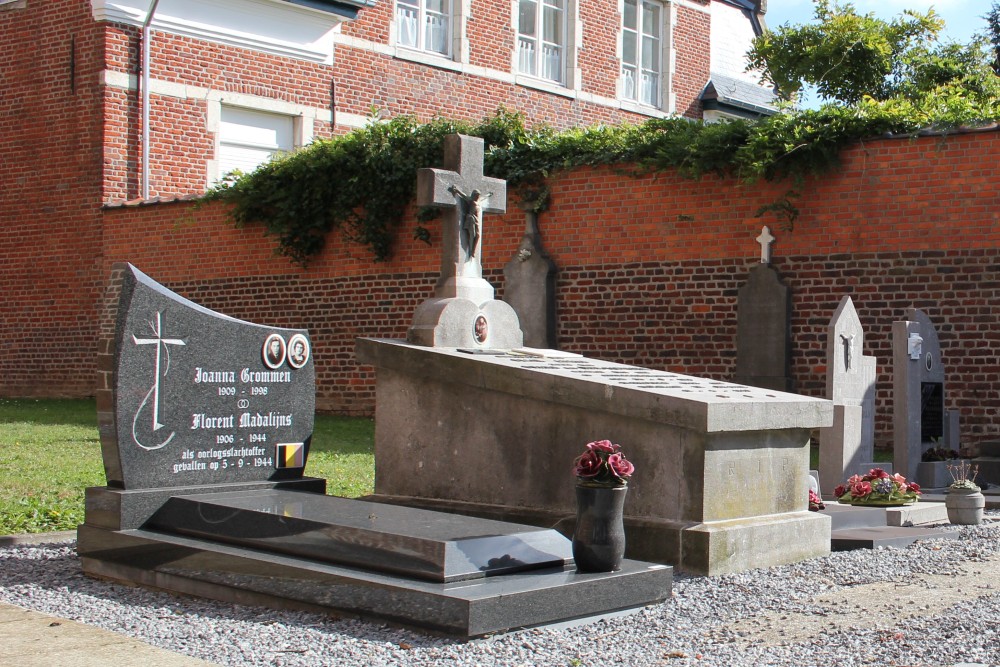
left=447, top=184, right=488, bottom=260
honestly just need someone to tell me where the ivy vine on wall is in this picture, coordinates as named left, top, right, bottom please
left=205, top=102, right=999, bottom=266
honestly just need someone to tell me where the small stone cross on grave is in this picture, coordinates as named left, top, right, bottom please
left=417, top=134, right=507, bottom=303
left=756, top=226, right=775, bottom=264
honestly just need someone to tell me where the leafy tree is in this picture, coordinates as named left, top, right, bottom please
left=748, top=0, right=1000, bottom=113
left=987, top=2, right=1000, bottom=74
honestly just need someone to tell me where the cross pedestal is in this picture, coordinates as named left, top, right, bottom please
left=407, top=134, right=523, bottom=348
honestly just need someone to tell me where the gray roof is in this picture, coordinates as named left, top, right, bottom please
left=702, top=72, right=779, bottom=118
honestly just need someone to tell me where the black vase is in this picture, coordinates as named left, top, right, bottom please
left=572, top=484, right=627, bottom=572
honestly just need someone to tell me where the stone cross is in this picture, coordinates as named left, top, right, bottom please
left=756, top=226, right=775, bottom=264
left=417, top=135, right=507, bottom=301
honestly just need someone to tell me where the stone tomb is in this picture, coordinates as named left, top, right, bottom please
left=818, top=296, right=881, bottom=494
left=79, top=264, right=671, bottom=637
left=357, top=338, right=833, bottom=575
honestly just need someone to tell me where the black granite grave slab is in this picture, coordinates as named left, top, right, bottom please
left=77, top=524, right=673, bottom=637
left=146, top=489, right=573, bottom=582
left=107, top=264, right=315, bottom=489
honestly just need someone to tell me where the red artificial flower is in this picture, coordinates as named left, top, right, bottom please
left=851, top=481, right=873, bottom=498
left=868, top=468, right=890, bottom=479
left=833, top=484, right=847, bottom=498
left=573, top=450, right=602, bottom=478
left=586, top=440, right=619, bottom=455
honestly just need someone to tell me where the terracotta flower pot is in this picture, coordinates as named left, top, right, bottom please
left=572, top=484, right=627, bottom=572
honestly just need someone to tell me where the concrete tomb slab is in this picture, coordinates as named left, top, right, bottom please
left=80, top=264, right=670, bottom=637
left=357, top=338, right=834, bottom=575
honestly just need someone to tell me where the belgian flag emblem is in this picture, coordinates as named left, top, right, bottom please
left=276, top=443, right=304, bottom=469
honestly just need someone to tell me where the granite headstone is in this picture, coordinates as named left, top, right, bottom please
left=819, top=296, right=881, bottom=493
left=893, top=308, right=956, bottom=485
left=733, top=227, right=793, bottom=392
left=81, top=264, right=671, bottom=637
left=503, top=208, right=557, bottom=349
left=102, top=263, right=315, bottom=490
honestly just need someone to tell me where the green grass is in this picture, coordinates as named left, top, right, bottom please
left=0, top=398, right=375, bottom=535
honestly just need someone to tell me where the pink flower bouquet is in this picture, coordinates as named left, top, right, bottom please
left=573, top=440, right=634, bottom=488
left=834, top=468, right=921, bottom=506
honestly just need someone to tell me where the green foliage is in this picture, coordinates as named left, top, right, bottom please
left=748, top=0, right=1000, bottom=115
left=987, top=2, right=1000, bottom=74
left=0, top=399, right=376, bottom=535
left=748, top=0, right=943, bottom=105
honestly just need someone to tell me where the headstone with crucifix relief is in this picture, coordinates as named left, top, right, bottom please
left=408, top=134, right=523, bottom=348
left=733, top=226, right=793, bottom=392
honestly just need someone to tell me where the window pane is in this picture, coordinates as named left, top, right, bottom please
left=518, top=37, right=537, bottom=76
left=426, top=0, right=446, bottom=12
left=623, top=31, right=636, bottom=66
left=623, top=0, right=637, bottom=30
left=542, top=5, right=562, bottom=44
left=642, top=34, right=658, bottom=71
left=397, top=3, right=418, bottom=47
left=642, top=2, right=659, bottom=37
left=519, top=0, right=537, bottom=36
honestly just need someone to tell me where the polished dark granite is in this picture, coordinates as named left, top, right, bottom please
left=146, top=489, right=573, bottom=582
left=78, top=523, right=673, bottom=637
left=107, top=264, right=315, bottom=489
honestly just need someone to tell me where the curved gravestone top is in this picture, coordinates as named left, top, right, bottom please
left=103, top=264, right=315, bottom=489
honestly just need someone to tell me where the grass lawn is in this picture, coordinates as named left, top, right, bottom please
left=0, top=398, right=374, bottom=535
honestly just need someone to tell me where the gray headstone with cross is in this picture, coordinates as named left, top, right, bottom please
left=818, top=295, right=881, bottom=493
left=408, top=134, right=523, bottom=348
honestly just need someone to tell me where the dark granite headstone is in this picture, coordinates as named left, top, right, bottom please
left=733, top=264, right=793, bottom=392
left=893, top=308, right=948, bottom=484
left=102, top=264, right=314, bottom=489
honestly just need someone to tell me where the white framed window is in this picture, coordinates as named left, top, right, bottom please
left=217, top=107, right=294, bottom=179
left=395, top=0, right=452, bottom=56
left=621, top=0, right=663, bottom=108
left=517, top=0, right=566, bottom=84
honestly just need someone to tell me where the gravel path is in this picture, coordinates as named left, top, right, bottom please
left=2, top=517, right=999, bottom=667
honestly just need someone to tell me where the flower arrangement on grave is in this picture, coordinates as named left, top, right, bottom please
left=573, top=440, right=634, bottom=488
left=947, top=460, right=980, bottom=492
left=833, top=468, right=921, bottom=506
left=808, top=489, right=825, bottom=512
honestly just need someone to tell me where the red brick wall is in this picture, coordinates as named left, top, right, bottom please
left=87, top=130, right=1000, bottom=449
left=0, top=0, right=107, bottom=397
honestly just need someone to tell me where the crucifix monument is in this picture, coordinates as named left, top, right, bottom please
left=408, top=134, right=523, bottom=348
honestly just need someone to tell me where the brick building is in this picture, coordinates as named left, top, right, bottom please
left=0, top=0, right=772, bottom=399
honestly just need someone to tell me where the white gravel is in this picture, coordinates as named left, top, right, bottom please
left=2, top=517, right=999, bottom=667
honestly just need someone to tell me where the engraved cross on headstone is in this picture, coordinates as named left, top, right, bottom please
left=756, top=225, right=775, bottom=264
left=417, top=134, right=507, bottom=301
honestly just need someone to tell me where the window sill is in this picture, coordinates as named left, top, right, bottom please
left=618, top=98, right=668, bottom=118
left=514, top=74, right=575, bottom=99
left=393, top=46, right=462, bottom=72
